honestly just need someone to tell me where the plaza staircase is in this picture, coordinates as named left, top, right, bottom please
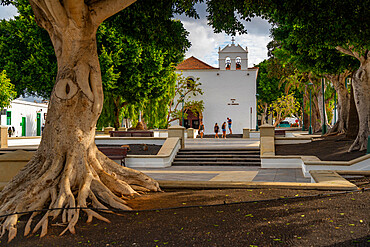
left=172, top=148, right=261, bottom=166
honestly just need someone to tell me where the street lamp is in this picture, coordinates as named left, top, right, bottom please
left=308, top=82, right=313, bottom=134
left=181, top=94, right=184, bottom=127
left=321, top=78, right=327, bottom=134
left=334, top=91, right=337, bottom=124
left=301, top=92, right=305, bottom=131
left=255, top=93, right=259, bottom=131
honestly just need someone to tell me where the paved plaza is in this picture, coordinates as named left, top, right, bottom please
left=138, top=138, right=311, bottom=183
left=2, top=137, right=311, bottom=183
left=138, top=166, right=310, bottom=183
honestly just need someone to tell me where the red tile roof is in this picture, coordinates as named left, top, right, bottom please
left=176, top=56, right=217, bottom=70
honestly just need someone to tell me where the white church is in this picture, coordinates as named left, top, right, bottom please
left=176, top=40, right=258, bottom=134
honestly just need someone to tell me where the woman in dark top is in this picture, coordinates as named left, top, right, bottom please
left=198, top=121, right=204, bottom=139
left=221, top=122, right=227, bottom=139
left=214, top=123, right=219, bottom=138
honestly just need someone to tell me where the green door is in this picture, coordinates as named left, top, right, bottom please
left=6, top=111, right=11, bottom=125
left=22, top=117, right=26, bottom=136
left=37, top=113, right=41, bottom=136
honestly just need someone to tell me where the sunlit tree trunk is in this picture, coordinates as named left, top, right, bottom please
left=325, top=72, right=351, bottom=134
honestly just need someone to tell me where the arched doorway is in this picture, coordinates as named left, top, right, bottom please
left=182, top=109, right=202, bottom=129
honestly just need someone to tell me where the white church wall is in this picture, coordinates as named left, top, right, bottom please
left=178, top=69, right=257, bottom=134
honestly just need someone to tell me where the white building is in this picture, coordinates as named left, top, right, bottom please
left=0, top=99, right=48, bottom=137
left=176, top=40, right=258, bottom=134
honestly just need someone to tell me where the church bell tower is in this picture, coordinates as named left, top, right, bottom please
left=218, top=37, right=249, bottom=71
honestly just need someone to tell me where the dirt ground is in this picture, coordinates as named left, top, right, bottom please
left=276, top=134, right=367, bottom=161
left=2, top=178, right=369, bottom=247
left=127, top=144, right=161, bottom=155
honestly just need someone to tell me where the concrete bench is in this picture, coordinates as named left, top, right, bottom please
left=109, top=131, right=154, bottom=137
left=97, top=146, right=128, bottom=166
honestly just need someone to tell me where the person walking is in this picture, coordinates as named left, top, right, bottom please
left=214, top=123, right=219, bottom=138
left=198, top=121, right=204, bottom=139
left=221, top=122, right=227, bottom=138
left=227, top=117, right=232, bottom=134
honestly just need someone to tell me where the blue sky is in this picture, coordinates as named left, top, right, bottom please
left=0, top=3, right=272, bottom=67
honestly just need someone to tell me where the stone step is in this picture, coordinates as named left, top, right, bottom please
left=175, top=154, right=260, bottom=158
left=173, top=157, right=261, bottom=162
left=177, top=151, right=260, bottom=155
left=180, top=148, right=259, bottom=151
left=172, top=161, right=261, bottom=166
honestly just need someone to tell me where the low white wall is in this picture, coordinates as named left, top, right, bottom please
left=8, top=137, right=41, bottom=146
left=303, top=158, right=370, bottom=178
left=95, top=137, right=166, bottom=146
left=262, top=154, right=370, bottom=178
left=275, top=138, right=312, bottom=145
left=108, top=138, right=181, bottom=168
left=153, top=130, right=168, bottom=138
left=126, top=140, right=180, bottom=168
left=261, top=157, right=303, bottom=169
left=7, top=136, right=167, bottom=147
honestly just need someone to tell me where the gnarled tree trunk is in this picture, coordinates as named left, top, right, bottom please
left=336, top=47, right=370, bottom=151
left=325, top=72, right=351, bottom=134
left=0, top=0, right=160, bottom=242
left=317, top=80, right=329, bottom=131
left=346, top=83, right=359, bottom=139
left=349, top=58, right=370, bottom=151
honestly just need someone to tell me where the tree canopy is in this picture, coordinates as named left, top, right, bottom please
left=0, top=1, right=56, bottom=98
left=0, top=0, right=192, bottom=130
left=96, top=0, right=191, bottom=129
left=0, top=70, right=17, bottom=109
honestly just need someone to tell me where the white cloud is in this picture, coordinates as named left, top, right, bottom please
left=0, top=5, right=18, bottom=20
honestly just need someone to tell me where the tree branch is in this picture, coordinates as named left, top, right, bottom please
left=336, top=46, right=355, bottom=57
left=29, top=0, right=53, bottom=31
left=43, top=0, right=68, bottom=27
left=336, top=46, right=364, bottom=63
left=64, top=0, right=88, bottom=27
left=89, top=0, right=137, bottom=25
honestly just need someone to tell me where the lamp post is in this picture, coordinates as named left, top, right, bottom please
left=255, top=93, right=259, bottom=131
left=181, top=94, right=184, bottom=127
left=334, top=91, right=337, bottom=124
left=321, top=78, right=327, bottom=134
left=302, top=92, right=305, bottom=131
left=308, top=82, right=313, bottom=134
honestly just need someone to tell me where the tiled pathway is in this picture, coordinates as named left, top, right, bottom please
left=138, top=166, right=311, bottom=183
left=139, top=138, right=311, bottom=183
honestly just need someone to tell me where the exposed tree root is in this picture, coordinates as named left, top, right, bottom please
left=0, top=147, right=160, bottom=242
left=349, top=133, right=368, bottom=152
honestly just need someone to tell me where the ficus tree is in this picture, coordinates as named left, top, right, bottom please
left=255, top=59, right=285, bottom=125
left=0, top=1, right=56, bottom=98
left=269, top=93, right=300, bottom=127
left=0, top=0, right=191, bottom=131
left=167, top=74, right=204, bottom=126
left=270, top=23, right=359, bottom=136
left=207, top=0, right=369, bottom=150
left=0, top=0, right=165, bottom=242
left=0, top=70, right=17, bottom=110
left=96, top=0, right=191, bottom=129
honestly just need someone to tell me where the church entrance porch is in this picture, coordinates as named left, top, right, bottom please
left=182, top=110, right=201, bottom=129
